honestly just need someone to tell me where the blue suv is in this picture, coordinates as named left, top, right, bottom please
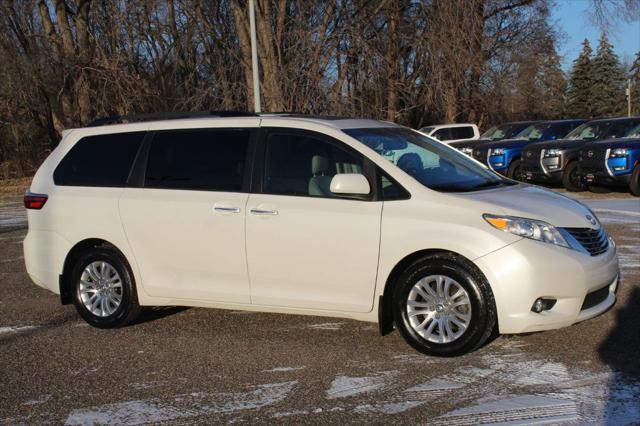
left=579, top=123, right=640, bottom=196
left=469, top=120, right=585, bottom=179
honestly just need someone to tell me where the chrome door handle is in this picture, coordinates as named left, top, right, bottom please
left=250, top=208, right=278, bottom=215
left=214, top=206, right=241, bottom=213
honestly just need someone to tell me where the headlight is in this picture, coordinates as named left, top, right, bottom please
left=490, top=148, right=505, bottom=156
left=483, top=214, right=570, bottom=248
left=460, top=147, right=473, bottom=155
left=609, top=148, right=628, bottom=158
left=544, top=148, right=562, bottom=157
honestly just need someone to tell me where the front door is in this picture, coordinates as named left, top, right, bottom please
left=246, top=128, right=382, bottom=313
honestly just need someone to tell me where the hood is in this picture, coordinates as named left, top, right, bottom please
left=587, top=137, right=640, bottom=149
left=526, top=138, right=588, bottom=151
left=457, top=184, right=597, bottom=228
left=450, top=139, right=490, bottom=149
left=479, top=138, right=537, bottom=150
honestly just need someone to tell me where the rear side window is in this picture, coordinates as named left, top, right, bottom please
left=54, top=132, right=145, bottom=187
left=450, top=126, right=475, bottom=140
left=145, top=129, right=250, bottom=191
left=433, top=128, right=452, bottom=141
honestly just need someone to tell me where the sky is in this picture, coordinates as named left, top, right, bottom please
left=552, top=0, right=640, bottom=70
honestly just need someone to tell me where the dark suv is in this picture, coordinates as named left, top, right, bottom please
left=450, top=121, right=539, bottom=157
left=520, top=117, right=640, bottom=191
left=466, top=119, right=585, bottom=179
left=579, top=124, right=640, bottom=196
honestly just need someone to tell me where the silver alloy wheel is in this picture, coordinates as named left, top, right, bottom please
left=406, top=274, right=472, bottom=344
left=79, top=261, right=123, bottom=317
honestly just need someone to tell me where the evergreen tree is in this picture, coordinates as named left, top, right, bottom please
left=566, top=39, right=594, bottom=118
left=630, top=52, right=640, bottom=115
left=590, top=33, right=626, bottom=116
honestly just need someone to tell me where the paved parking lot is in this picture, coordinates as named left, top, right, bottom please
left=1, top=192, right=639, bottom=424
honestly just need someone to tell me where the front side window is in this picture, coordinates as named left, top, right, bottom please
left=565, top=122, right=609, bottom=140
left=263, top=131, right=365, bottom=198
left=145, top=129, right=250, bottom=191
left=54, top=132, right=145, bottom=187
left=345, top=127, right=514, bottom=192
left=606, top=119, right=640, bottom=139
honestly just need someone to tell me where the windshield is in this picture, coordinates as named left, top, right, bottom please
left=624, top=124, right=640, bottom=138
left=344, top=127, right=514, bottom=192
left=519, top=124, right=550, bottom=141
left=481, top=123, right=532, bottom=140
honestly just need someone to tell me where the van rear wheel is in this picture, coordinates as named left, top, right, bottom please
left=71, top=248, right=140, bottom=328
left=392, top=254, right=496, bottom=357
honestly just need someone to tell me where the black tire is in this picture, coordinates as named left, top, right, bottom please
left=629, top=165, right=640, bottom=196
left=562, top=161, right=585, bottom=192
left=392, top=254, right=496, bottom=357
left=71, top=247, right=140, bottom=328
left=507, top=159, right=523, bottom=181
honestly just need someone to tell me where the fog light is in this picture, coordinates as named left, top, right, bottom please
left=531, top=298, right=556, bottom=313
left=494, top=162, right=503, bottom=167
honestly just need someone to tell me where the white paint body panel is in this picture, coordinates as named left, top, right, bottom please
left=23, top=116, right=619, bottom=332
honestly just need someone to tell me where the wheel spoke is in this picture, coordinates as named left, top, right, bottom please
left=436, top=276, right=445, bottom=298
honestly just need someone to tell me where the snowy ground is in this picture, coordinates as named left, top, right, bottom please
left=0, top=191, right=638, bottom=424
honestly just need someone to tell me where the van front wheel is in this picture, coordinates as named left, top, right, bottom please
left=392, top=255, right=496, bottom=357
left=71, top=248, right=140, bottom=328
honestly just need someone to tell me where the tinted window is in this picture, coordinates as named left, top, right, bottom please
left=54, top=132, right=145, bottom=187
left=433, top=128, right=452, bottom=141
left=604, top=119, right=640, bottom=139
left=145, top=129, right=250, bottom=191
left=264, top=131, right=365, bottom=198
left=379, top=170, right=410, bottom=200
left=450, top=126, right=475, bottom=140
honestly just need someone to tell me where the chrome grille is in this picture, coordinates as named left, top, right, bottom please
left=564, top=227, right=609, bottom=256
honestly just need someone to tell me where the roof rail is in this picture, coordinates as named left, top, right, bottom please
left=86, top=110, right=258, bottom=127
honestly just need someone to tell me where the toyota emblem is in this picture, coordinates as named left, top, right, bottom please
left=526, top=151, right=532, bottom=157
left=586, top=214, right=597, bottom=226
left=587, top=150, right=594, bottom=157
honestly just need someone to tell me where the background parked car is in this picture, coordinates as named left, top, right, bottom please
left=579, top=124, right=640, bottom=196
left=520, top=116, right=640, bottom=191
left=468, top=119, right=586, bottom=179
left=450, top=121, right=540, bottom=156
left=419, top=123, right=480, bottom=144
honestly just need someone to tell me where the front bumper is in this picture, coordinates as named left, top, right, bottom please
left=581, top=166, right=632, bottom=187
left=474, top=237, right=618, bottom=334
left=521, top=164, right=562, bottom=183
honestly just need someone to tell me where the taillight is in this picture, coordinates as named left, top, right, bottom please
left=24, top=192, right=48, bottom=210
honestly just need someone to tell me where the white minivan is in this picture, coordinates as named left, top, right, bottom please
left=24, top=113, right=619, bottom=356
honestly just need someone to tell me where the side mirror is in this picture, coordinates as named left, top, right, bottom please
left=330, top=174, right=371, bottom=195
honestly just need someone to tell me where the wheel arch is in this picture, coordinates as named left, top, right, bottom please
left=378, top=248, right=492, bottom=336
left=59, top=238, right=131, bottom=305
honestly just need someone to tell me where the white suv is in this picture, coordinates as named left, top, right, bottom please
left=24, top=113, right=619, bottom=356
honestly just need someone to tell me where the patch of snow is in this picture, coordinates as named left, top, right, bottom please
left=262, top=366, right=306, bottom=373
left=405, top=378, right=465, bottom=392
left=356, top=400, right=425, bottom=414
left=23, top=395, right=51, bottom=406
left=326, top=374, right=390, bottom=399
left=0, top=256, right=24, bottom=263
left=0, top=325, right=38, bottom=335
left=0, top=202, right=27, bottom=230
left=65, top=381, right=297, bottom=425
left=308, top=322, right=344, bottom=330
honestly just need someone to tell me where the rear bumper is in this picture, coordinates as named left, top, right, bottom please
left=23, top=229, right=70, bottom=295
left=474, top=237, right=619, bottom=334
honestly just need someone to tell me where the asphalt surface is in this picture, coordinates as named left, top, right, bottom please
left=0, top=192, right=639, bottom=424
